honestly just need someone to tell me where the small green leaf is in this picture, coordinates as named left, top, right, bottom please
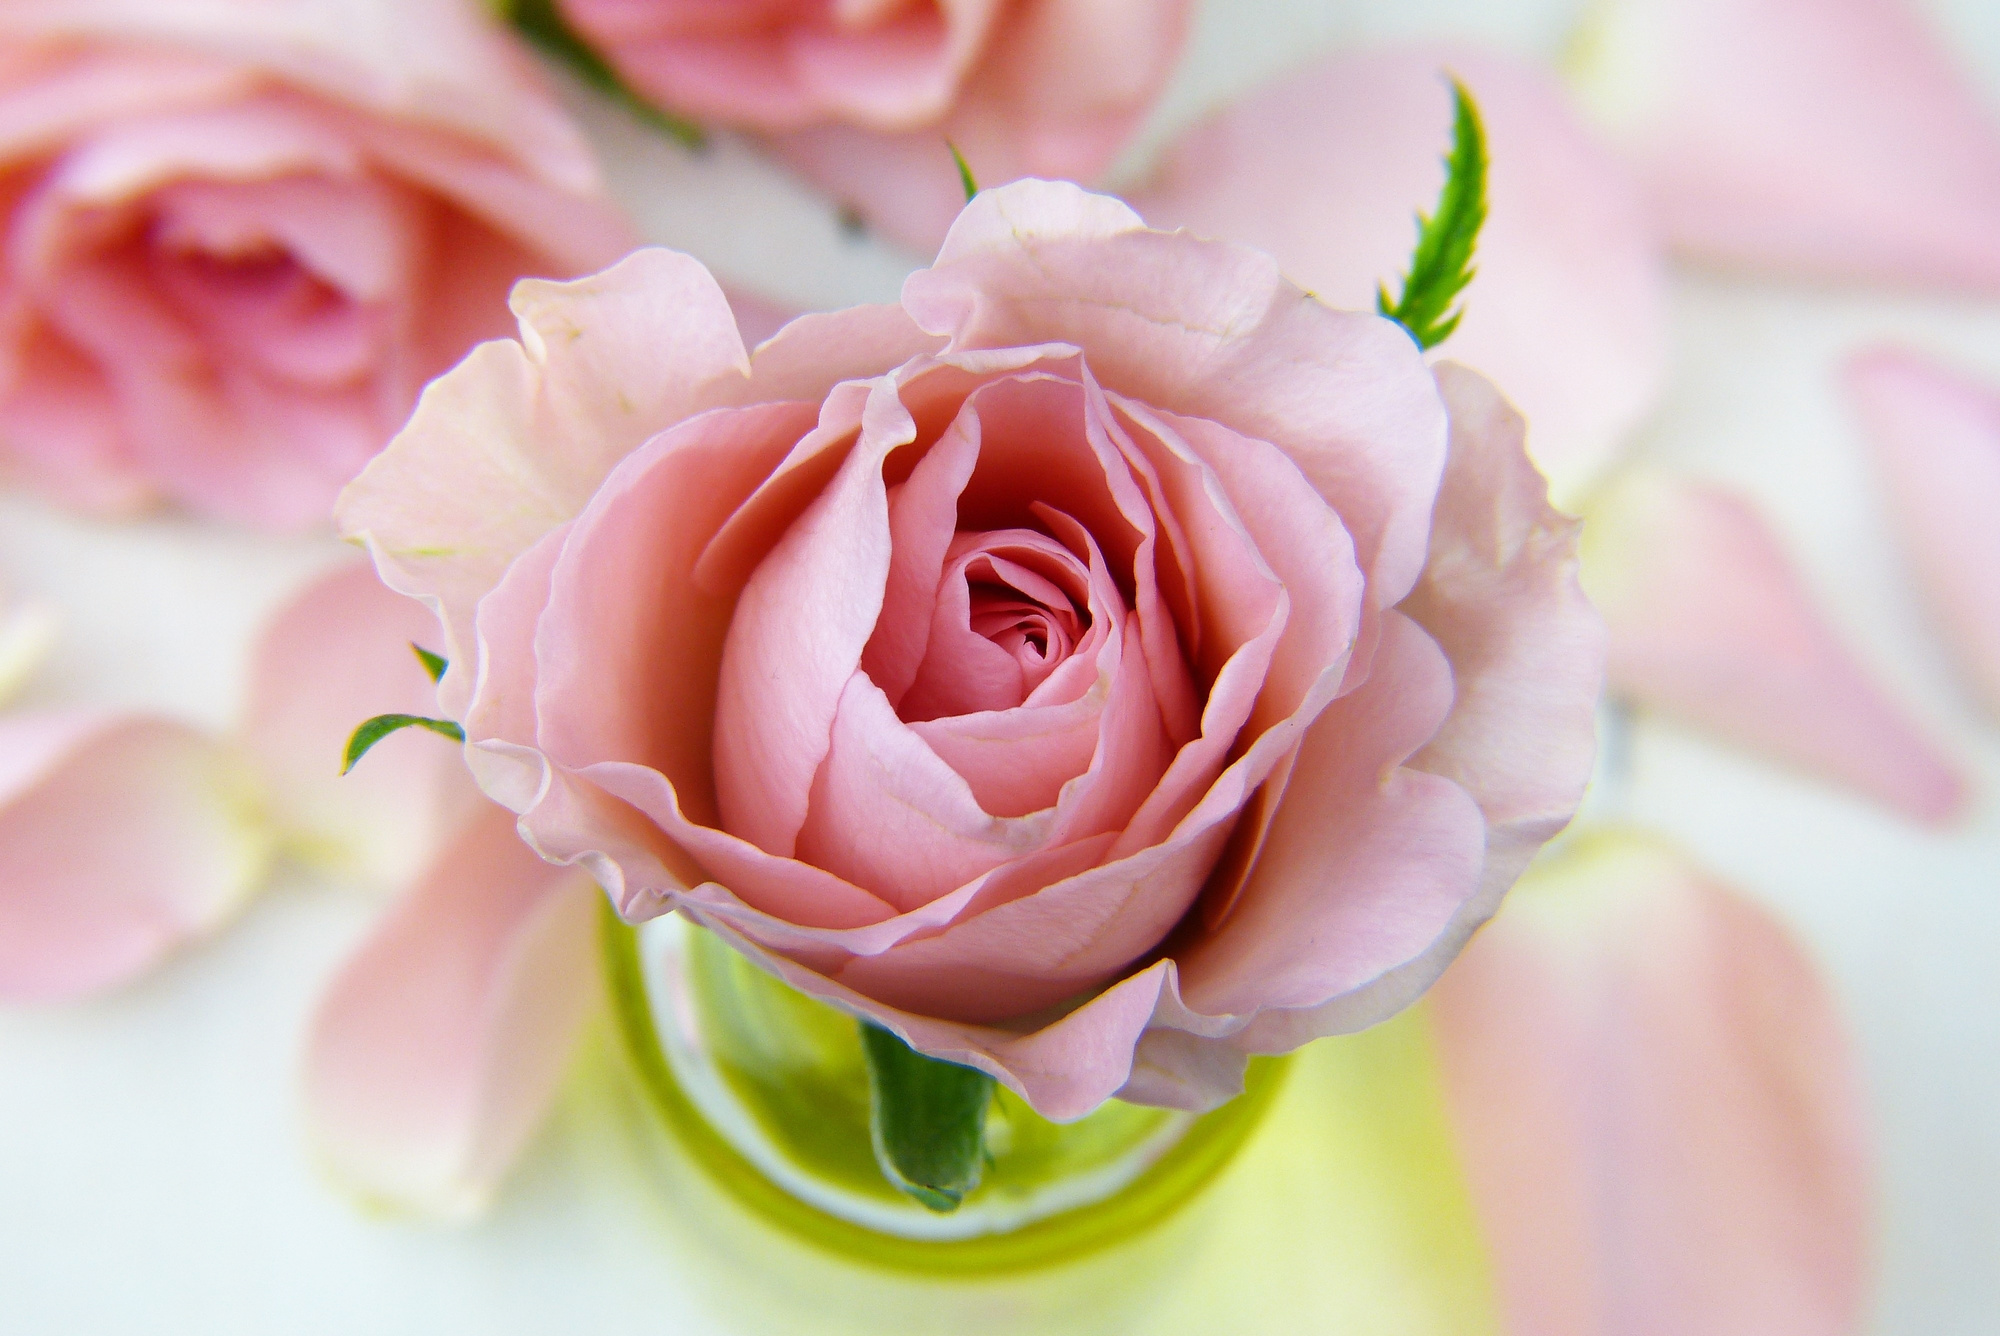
left=342, top=714, right=465, bottom=775
left=411, top=644, right=448, bottom=683
left=500, top=0, right=706, bottom=150
left=1377, top=77, right=1488, bottom=351
left=859, top=1022, right=993, bottom=1212
left=947, top=140, right=979, bottom=203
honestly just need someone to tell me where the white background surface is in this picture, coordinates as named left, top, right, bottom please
left=4, top=1, right=1999, bottom=1331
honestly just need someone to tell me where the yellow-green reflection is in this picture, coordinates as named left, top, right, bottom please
left=593, top=906, right=1501, bottom=1332
left=604, top=907, right=1286, bottom=1272
left=682, top=922, right=1192, bottom=1216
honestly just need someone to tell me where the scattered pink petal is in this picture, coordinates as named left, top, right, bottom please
left=0, top=710, right=269, bottom=1001
left=1584, top=470, right=1966, bottom=823
left=302, top=801, right=600, bottom=1218
left=1845, top=347, right=2000, bottom=722
left=1131, top=45, right=1668, bottom=503
left=240, top=559, right=483, bottom=891
left=1573, top=0, right=2000, bottom=293
left=1431, top=831, right=1874, bottom=1336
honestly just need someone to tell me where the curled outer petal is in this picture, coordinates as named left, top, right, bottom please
left=1123, top=364, right=1603, bottom=1108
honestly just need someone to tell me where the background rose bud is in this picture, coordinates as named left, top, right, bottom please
left=339, top=181, right=1604, bottom=1120
left=0, top=0, right=637, bottom=529
left=553, top=0, right=1194, bottom=251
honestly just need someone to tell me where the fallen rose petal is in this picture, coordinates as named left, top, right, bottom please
left=1131, top=45, right=1668, bottom=505
left=1430, top=830, right=1873, bottom=1336
left=240, top=559, right=483, bottom=891
left=302, top=801, right=600, bottom=1218
left=1571, top=0, right=2000, bottom=293
left=0, top=710, right=269, bottom=1001
left=1583, top=470, right=1966, bottom=823
left=1845, top=347, right=2000, bottom=722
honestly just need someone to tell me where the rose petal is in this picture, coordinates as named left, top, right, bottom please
left=302, top=801, right=600, bottom=1219
left=338, top=248, right=751, bottom=715
left=772, top=0, right=1194, bottom=254
left=0, top=0, right=607, bottom=196
left=711, top=377, right=905, bottom=855
left=1584, top=469, right=1967, bottom=823
left=1172, top=612, right=1486, bottom=1038
left=1394, top=363, right=1604, bottom=967
left=1572, top=0, right=2000, bottom=293
left=794, top=670, right=1056, bottom=913
left=1845, top=347, right=2000, bottom=722
left=564, top=0, right=1000, bottom=132
left=904, top=179, right=1449, bottom=612
left=240, top=559, right=483, bottom=891
left=1430, top=831, right=1874, bottom=1336
left=863, top=401, right=983, bottom=706
left=0, top=313, right=151, bottom=516
left=0, top=711, right=269, bottom=1001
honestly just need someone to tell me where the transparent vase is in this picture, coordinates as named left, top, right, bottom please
left=600, top=906, right=1288, bottom=1274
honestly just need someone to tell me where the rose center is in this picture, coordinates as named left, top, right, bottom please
left=141, top=218, right=377, bottom=387
left=893, top=528, right=1097, bottom=723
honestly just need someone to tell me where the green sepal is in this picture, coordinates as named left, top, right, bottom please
left=1377, top=78, right=1488, bottom=351
left=499, top=0, right=706, bottom=150
left=411, top=644, right=448, bottom=683
left=947, top=140, right=979, bottom=203
left=859, top=1022, right=994, bottom=1212
left=341, top=714, right=465, bottom=775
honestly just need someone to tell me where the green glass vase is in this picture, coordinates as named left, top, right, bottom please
left=602, top=906, right=1288, bottom=1273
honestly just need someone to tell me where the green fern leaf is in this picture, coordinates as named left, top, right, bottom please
left=1377, top=79, right=1489, bottom=351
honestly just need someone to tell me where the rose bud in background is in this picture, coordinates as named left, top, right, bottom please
left=540, top=0, right=1193, bottom=252
left=0, top=0, right=636, bottom=529
left=338, top=180, right=1604, bottom=1124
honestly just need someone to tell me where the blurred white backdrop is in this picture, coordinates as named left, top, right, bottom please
left=3, top=1, right=1998, bottom=1331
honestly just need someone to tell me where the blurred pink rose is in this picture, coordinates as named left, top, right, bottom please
left=557, top=0, right=1194, bottom=251
left=0, top=0, right=637, bottom=529
left=339, top=180, right=1603, bottom=1119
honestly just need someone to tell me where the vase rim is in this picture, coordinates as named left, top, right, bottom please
left=601, top=903, right=1292, bottom=1277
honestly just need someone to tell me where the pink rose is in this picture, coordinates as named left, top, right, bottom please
left=339, top=180, right=1603, bottom=1118
left=554, top=0, right=1193, bottom=251
left=0, top=0, right=637, bottom=529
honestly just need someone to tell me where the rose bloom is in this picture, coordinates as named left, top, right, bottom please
left=0, top=0, right=635, bottom=529
left=340, top=181, right=1603, bottom=1118
left=555, top=0, right=1193, bottom=250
